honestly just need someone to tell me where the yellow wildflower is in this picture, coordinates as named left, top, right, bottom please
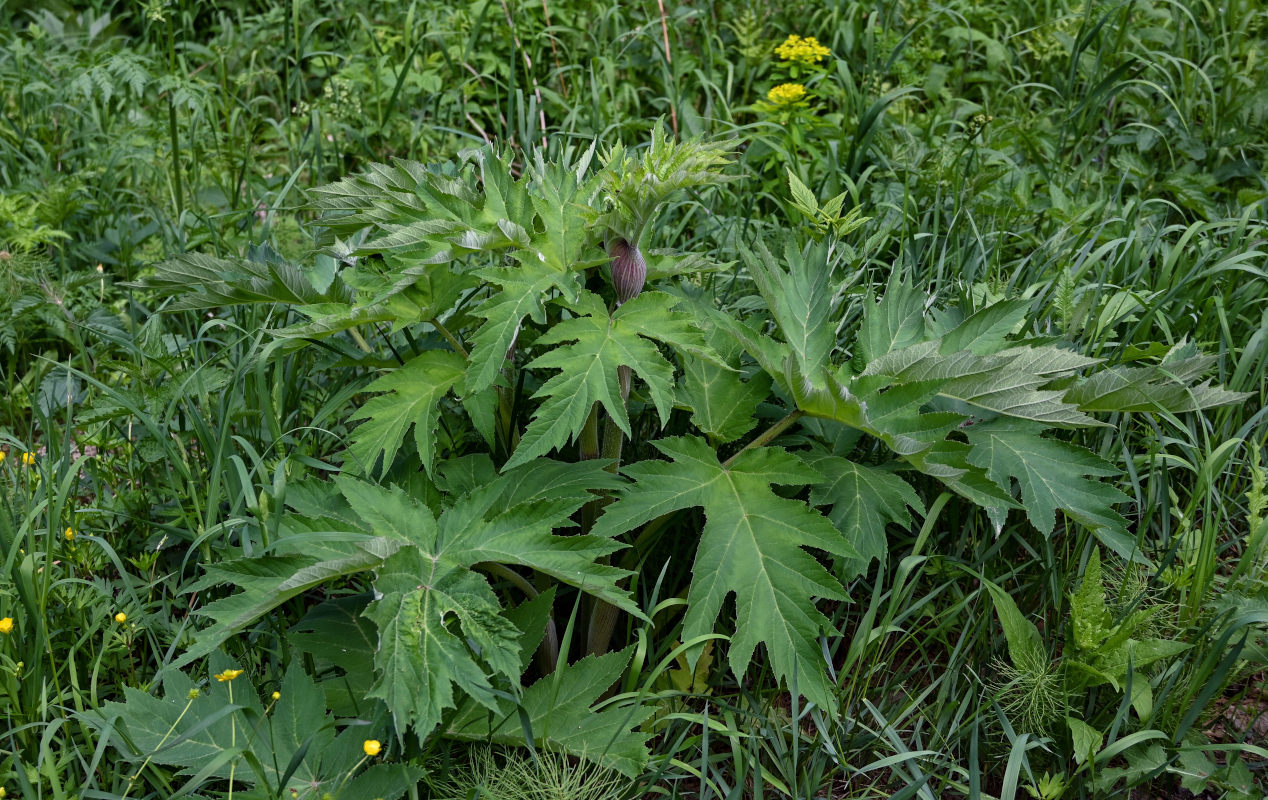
left=775, top=34, right=831, bottom=64
left=272, top=691, right=281, bottom=700
left=767, top=83, right=808, bottom=105
left=1, top=785, right=7, bottom=797
left=0, top=451, right=6, bottom=464
left=21, top=452, right=35, bottom=466
left=115, top=612, right=127, bottom=624
left=363, top=739, right=382, bottom=757
left=65, top=527, right=76, bottom=541
left=0, top=617, right=13, bottom=634
left=214, top=668, right=244, bottom=682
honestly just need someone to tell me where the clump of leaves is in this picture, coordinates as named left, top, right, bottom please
left=134, top=129, right=1248, bottom=774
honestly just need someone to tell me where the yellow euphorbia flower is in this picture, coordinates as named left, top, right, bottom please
left=775, top=34, right=831, bottom=64
left=767, top=83, right=807, bottom=105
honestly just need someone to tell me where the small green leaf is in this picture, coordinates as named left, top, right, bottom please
left=1071, top=548, right=1111, bottom=653
left=786, top=168, right=819, bottom=215
left=1066, top=717, right=1102, bottom=765
left=982, top=577, right=1044, bottom=666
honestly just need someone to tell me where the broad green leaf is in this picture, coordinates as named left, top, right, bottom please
left=505, top=292, right=715, bottom=470
left=347, top=350, right=466, bottom=477
left=936, top=298, right=1031, bottom=355
left=313, top=149, right=602, bottom=393
left=277, top=303, right=399, bottom=341
left=367, top=547, right=520, bottom=737
left=446, top=649, right=652, bottom=777
left=461, top=152, right=604, bottom=391
left=856, top=278, right=926, bottom=366
left=339, top=471, right=634, bottom=739
left=593, top=436, right=856, bottom=706
left=965, top=422, right=1130, bottom=541
left=171, top=536, right=405, bottom=671
left=792, top=368, right=956, bottom=457
left=1067, top=717, right=1102, bottom=765
left=680, top=358, right=771, bottom=444
left=138, top=245, right=352, bottom=311
left=865, top=344, right=1103, bottom=427
left=1064, top=344, right=1250, bottom=413
left=905, top=440, right=1017, bottom=532
left=807, top=454, right=923, bottom=578
left=466, top=265, right=579, bottom=392
left=745, top=238, right=835, bottom=384
left=85, top=659, right=421, bottom=799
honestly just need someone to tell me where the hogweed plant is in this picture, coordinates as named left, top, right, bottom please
left=120, top=127, right=1249, bottom=779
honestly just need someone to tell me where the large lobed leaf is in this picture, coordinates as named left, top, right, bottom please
left=346, top=349, right=467, bottom=477
left=84, top=658, right=422, bottom=800
left=964, top=421, right=1138, bottom=560
left=176, top=460, right=635, bottom=743
left=446, top=648, right=652, bottom=777
left=505, top=291, right=718, bottom=469
left=594, top=436, right=857, bottom=707
left=807, top=453, right=924, bottom=579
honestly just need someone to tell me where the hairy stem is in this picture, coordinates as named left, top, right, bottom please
left=587, top=366, right=633, bottom=655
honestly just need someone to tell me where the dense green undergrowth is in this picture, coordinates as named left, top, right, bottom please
left=2, top=0, right=1266, bottom=798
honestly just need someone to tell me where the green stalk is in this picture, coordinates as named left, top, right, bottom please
left=586, top=368, right=632, bottom=655
left=430, top=317, right=469, bottom=358
left=598, top=365, right=632, bottom=470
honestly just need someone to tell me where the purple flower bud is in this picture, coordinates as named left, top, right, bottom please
left=609, top=238, right=646, bottom=305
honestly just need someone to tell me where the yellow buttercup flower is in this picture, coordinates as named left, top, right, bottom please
left=767, top=83, right=807, bottom=105
left=214, top=668, right=244, bottom=682
left=21, top=452, right=35, bottom=466
left=0, top=617, right=13, bottom=634
left=775, top=34, right=831, bottom=64
left=272, top=691, right=281, bottom=700
left=65, top=527, right=76, bottom=541
left=0, top=451, right=6, bottom=464
left=363, top=739, right=382, bottom=757
left=115, top=612, right=127, bottom=624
